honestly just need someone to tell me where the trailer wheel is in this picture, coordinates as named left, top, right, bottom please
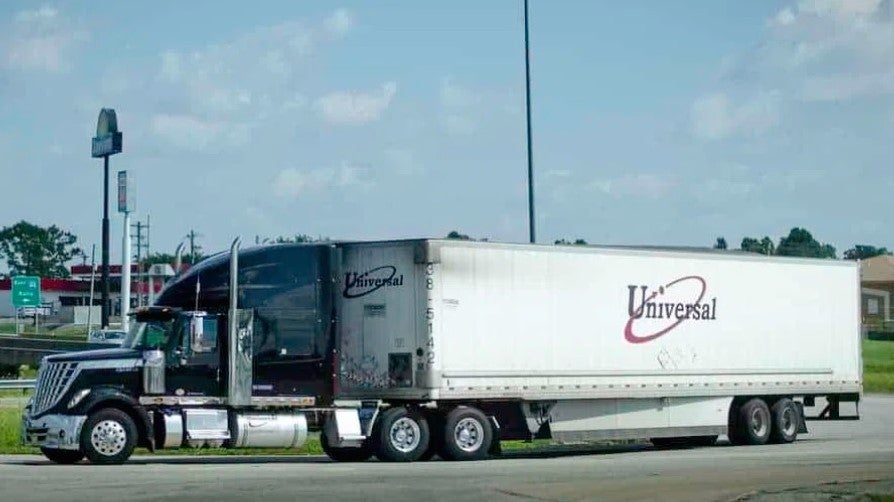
left=41, top=447, right=84, bottom=464
left=372, top=407, right=430, bottom=462
left=320, top=430, right=372, bottom=462
left=730, top=398, right=771, bottom=446
left=80, top=408, right=137, bottom=465
left=440, top=406, right=493, bottom=461
left=769, top=398, right=799, bottom=444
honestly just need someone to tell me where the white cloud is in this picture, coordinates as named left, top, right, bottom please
left=800, top=71, right=894, bottom=101
left=15, top=6, right=58, bottom=23
left=690, top=91, right=781, bottom=140
left=150, top=114, right=252, bottom=151
left=272, top=164, right=371, bottom=198
left=314, top=82, right=397, bottom=125
left=3, top=6, right=88, bottom=72
left=770, top=8, right=797, bottom=26
left=756, top=0, right=894, bottom=101
left=383, top=148, right=423, bottom=175
left=438, top=78, right=485, bottom=135
left=588, top=173, right=676, bottom=198
left=149, top=10, right=355, bottom=150
left=440, top=78, right=481, bottom=109
left=442, top=114, right=477, bottom=135
left=159, top=51, right=182, bottom=82
left=323, top=9, right=354, bottom=38
left=794, top=0, right=882, bottom=20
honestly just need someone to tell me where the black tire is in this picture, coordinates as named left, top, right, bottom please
left=372, top=407, right=430, bottom=462
left=320, top=430, right=373, bottom=462
left=769, top=398, right=799, bottom=444
left=419, top=412, right=445, bottom=461
left=440, top=406, right=493, bottom=461
left=729, top=398, right=771, bottom=446
left=41, top=447, right=84, bottom=464
left=80, top=408, right=138, bottom=465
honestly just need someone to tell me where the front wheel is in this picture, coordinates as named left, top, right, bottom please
left=41, top=447, right=84, bottom=464
left=372, top=407, right=430, bottom=462
left=80, top=408, right=138, bottom=465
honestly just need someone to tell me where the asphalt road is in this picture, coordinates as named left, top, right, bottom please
left=1, top=396, right=892, bottom=502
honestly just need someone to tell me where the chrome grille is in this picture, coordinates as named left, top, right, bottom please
left=31, top=361, right=79, bottom=416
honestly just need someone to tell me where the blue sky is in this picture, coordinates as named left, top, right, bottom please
left=0, top=0, right=892, bottom=261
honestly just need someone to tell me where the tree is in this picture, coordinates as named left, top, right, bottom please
left=554, top=238, right=588, bottom=245
left=141, top=252, right=178, bottom=267
left=713, top=237, right=727, bottom=250
left=776, top=227, right=836, bottom=259
left=740, top=236, right=775, bottom=255
left=254, top=234, right=328, bottom=244
left=446, top=231, right=472, bottom=240
left=0, top=221, right=82, bottom=278
left=843, top=245, right=890, bottom=261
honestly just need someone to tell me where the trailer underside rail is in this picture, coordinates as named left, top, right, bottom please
left=803, top=394, right=860, bottom=421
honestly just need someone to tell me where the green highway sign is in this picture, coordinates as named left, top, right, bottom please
left=12, top=276, right=41, bottom=308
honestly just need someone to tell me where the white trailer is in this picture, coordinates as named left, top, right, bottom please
left=332, top=239, right=861, bottom=459
left=24, top=238, right=861, bottom=464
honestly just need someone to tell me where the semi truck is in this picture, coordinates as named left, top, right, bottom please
left=22, top=238, right=862, bottom=464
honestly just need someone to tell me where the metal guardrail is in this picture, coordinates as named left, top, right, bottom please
left=0, top=379, right=36, bottom=390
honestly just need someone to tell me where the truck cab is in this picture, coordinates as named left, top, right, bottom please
left=21, top=240, right=369, bottom=465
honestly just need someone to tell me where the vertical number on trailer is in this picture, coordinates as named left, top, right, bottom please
left=424, top=263, right=435, bottom=368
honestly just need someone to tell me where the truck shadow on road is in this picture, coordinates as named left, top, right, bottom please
left=13, top=441, right=757, bottom=466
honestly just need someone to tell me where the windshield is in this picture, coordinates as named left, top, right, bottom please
left=123, top=319, right=176, bottom=350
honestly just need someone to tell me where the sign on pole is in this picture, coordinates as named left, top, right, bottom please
left=91, top=108, right=123, bottom=158
left=117, top=170, right=135, bottom=213
left=12, top=276, right=41, bottom=308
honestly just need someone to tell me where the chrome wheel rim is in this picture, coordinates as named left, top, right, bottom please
left=750, top=408, right=768, bottom=438
left=90, top=420, right=127, bottom=457
left=781, top=406, right=796, bottom=437
left=454, top=417, right=485, bottom=453
left=389, top=417, right=421, bottom=453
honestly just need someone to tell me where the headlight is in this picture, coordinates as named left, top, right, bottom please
left=67, top=389, right=91, bottom=409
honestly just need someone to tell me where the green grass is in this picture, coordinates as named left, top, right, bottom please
left=863, top=339, right=894, bottom=393
left=0, top=323, right=88, bottom=341
left=0, top=406, right=36, bottom=454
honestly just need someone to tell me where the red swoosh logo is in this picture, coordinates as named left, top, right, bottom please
left=624, top=276, right=707, bottom=344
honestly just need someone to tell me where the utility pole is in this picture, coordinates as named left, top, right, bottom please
left=186, top=229, right=202, bottom=264
left=131, top=216, right=150, bottom=307
left=132, top=221, right=142, bottom=307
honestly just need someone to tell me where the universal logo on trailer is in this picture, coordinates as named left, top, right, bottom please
left=625, top=275, right=718, bottom=344
left=343, top=266, right=405, bottom=298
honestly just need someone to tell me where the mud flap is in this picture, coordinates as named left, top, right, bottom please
left=795, top=401, right=809, bottom=434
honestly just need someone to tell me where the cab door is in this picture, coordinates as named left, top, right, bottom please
left=165, top=315, right=222, bottom=397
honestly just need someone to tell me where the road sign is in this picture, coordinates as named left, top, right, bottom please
left=12, top=276, right=41, bottom=308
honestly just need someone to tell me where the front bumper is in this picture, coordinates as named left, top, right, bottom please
left=21, top=412, right=87, bottom=451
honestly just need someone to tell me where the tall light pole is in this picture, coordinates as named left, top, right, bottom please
left=92, top=108, right=123, bottom=329
left=524, top=0, right=536, bottom=244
